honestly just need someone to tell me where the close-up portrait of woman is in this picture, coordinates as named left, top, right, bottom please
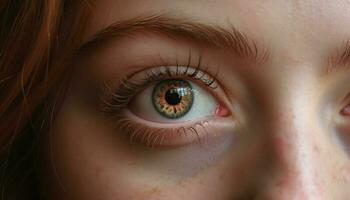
left=2, top=0, right=350, bottom=199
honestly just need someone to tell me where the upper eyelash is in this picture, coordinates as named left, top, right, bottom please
left=144, top=55, right=218, bottom=89
left=144, top=65, right=218, bottom=88
left=100, top=55, right=220, bottom=115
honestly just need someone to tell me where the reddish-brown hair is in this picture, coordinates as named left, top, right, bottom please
left=0, top=1, right=90, bottom=199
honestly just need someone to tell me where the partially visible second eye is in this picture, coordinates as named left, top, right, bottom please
left=129, top=78, right=219, bottom=123
left=340, top=104, right=350, bottom=116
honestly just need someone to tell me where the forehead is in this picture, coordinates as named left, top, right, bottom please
left=87, top=0, right=350, bottom=39
left=84, top=0, right=350, bottom=73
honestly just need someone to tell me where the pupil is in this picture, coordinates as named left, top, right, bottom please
left=165, top=89, right=182, bottom=105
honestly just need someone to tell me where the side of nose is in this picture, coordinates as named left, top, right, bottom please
left=255, top=99, right=331, bottom=200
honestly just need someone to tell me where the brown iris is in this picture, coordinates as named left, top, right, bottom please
left=152, top=79, right=194, bottom=119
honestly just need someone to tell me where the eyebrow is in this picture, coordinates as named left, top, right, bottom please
left=80, top=14, right=270, bottom=63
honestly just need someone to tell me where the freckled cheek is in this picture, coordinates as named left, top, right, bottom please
left=51, top=101, right=257, bottom=199
left=340, top=166, right=350, bottom=184
left=49, top=110, right=146, bottom=199
left=51, top=109, right=206, bottom=199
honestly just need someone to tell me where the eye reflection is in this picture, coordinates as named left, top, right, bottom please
left=152, top=79, right=194, bottom=119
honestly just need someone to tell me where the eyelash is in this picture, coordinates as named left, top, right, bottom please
left=112, top=116, right=215, bottom=147
left=99, top=56, right=223, bottom=147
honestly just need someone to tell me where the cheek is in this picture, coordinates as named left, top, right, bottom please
left=48, top=105, right=221, bottom=200
left=50, top=98, right=288, bottom=200
left=50, top=108, right=134, bottom=199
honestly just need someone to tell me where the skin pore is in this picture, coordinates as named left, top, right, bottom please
left=48, top=0, right=350, bottom=199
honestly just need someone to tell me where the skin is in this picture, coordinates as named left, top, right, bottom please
left=48, top=0, right=350, bottom=199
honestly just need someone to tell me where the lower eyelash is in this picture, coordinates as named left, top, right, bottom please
left=110, top=111, right=216, bottom=148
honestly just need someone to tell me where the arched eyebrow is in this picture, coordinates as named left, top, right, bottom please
left=80, top=14, right=270, bottom=63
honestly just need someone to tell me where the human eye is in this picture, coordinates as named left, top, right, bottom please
left=99, top=61, right=232, bottom=148
left=333, top=91, right=350, bottom=155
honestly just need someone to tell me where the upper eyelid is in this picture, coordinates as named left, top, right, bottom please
left=99, top=65, right=222, bottom=116
left=113, top=52, right=221, bottom=91
left=143, top=65, right=220, bottom=89
left=129, top=51, right=220, bottom=88
left=80, top=14, right=350, bottom=78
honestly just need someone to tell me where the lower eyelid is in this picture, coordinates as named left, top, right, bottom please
left=99, top=65, right=235, bottom=147
left=113, top=110, right=236, bottom=147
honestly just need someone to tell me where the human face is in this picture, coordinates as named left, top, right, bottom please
left=49, top=0, right=350, bottom=199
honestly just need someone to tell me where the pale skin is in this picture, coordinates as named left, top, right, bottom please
left=48, top=0, right=350, bottom=199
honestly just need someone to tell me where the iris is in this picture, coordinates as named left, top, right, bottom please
left=152, top=79, right=194, bottom=119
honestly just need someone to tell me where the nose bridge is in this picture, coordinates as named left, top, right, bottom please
left=258, top=74, right=325, bottom=199
left=264, top=105, right=317, bottom=197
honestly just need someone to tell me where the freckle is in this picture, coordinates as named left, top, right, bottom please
left=313, top=144, right=320, bottom=154
left=219, top=172, right=225, bottom=181
left=272, top=137, right=288, bottom=170
left=95, top=167, right=102, bottom=177
left=332, top=173, right=337, bottom=181
left=141, top=187, right=162, bottom=199
left=276, top=179, right=286, bottom=187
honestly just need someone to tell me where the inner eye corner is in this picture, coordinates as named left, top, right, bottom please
left=340, top=104, right=350, bottom=117
left=214, top=101, right=231, bottom=118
